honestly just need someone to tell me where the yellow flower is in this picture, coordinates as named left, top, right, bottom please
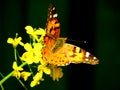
left=33, top=43, right=43, bottom=56
left=21, top=51, right=34, bottom=64
left=12, top=61, right=23, bottom=78
left=21, top=43, right=43, bottom=64
left=21, top=71, right=31, bottom=81
left=50, top=65, right=63, bottom=81
left=37, top=64, right=51, bottom=75
left=7, top=33, right=24, bottom=48
left=25, top=26, right=34, bottom=34
left=30, top=65, right=51, bottom=87
left=25, top=25, right=46, bottom=41
left=30, top=71, right=44, bottom=87
left=21, top=43, right=35, bottom=64
left=23, top=43, right=33, bottom=51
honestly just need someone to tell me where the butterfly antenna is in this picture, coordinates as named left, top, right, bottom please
left=67, top=39, right=87, bottom=44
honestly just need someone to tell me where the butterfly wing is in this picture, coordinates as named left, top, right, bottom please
left=43, top=4, right=60, bottom=55
left=46, top=4, right=60, bottom=39
left=47, top=43, right=99, bottom=66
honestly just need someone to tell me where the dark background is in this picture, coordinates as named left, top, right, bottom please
left=0, top=0, right=120, bottom=90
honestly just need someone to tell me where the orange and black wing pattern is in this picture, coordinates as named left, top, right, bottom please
left=43, top=4, right=60, bottom=55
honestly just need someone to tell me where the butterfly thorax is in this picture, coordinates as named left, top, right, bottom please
left=42, top=38, right=66, bottom=57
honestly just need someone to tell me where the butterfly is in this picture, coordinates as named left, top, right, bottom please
left=42, top=4, right=99, bottom=66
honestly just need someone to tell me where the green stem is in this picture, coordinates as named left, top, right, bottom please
left=14, top=48, right=17, bottom=61
left=0, top=84, right=4, bottom=90
left=0, top=71, right=14, bottom=86
left=0, top=62, right=27, bottom=86
left=16, top=78, right=28, bottom=90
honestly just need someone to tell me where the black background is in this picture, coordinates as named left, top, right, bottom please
left=0, top=0, right=120, bottom=90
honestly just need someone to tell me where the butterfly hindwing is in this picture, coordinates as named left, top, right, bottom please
left=46, top=43, right=99, bottom=66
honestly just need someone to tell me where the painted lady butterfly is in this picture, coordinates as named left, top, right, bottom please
left=42, top=4, right=99, bottom=66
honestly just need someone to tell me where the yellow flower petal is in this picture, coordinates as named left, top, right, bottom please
left=21, top=52, right=34, bottom=64
left=7, top=38, right=14, bottom=44
left=37, top=65, right=51, bottom=75
left=12, top=61, right=23, bottom=78
left=43, top=67, right=51, bottom=75
left=35, top=28, right=46, bottom=36
left=30, top=71, right=44, bottom=87
left=24, top=43, right=32, bottom=51
left=30, top=80, right=40, bottom=87
left=7, top=35, right=23, bottom=48
left=25, top=26, right=34, bottom=35
left=21, top=71, right=31, bottom=81
left=13, top=71, right=21, bottom=78
left=12, top=61, right=23, bottom=71
left=33, top=71, right=43, bottom=81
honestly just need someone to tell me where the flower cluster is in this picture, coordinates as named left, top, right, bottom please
left=6, top=26, right=63, bottom=88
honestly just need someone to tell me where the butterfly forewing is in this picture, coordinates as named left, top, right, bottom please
left=46, top=4, right=60, bottom=39
left=43, top=4, right=60, bottom=56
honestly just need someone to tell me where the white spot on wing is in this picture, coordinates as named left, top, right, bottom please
left=93, top=57, right=97, bottom=60
left=85, top=52, right=90, bottom=57
left=52, top=7, right=55, bottom=10
left=50, top=15, right=52, bottom=18
left=53, top=13, right=58, bottom=18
